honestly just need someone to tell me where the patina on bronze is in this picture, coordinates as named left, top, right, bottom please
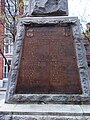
left=15, top=25, right=82, bottom=94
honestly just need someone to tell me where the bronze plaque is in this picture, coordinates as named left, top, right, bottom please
left=15, top=26, right=82, bottom=94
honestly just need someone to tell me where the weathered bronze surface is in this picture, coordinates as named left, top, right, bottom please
left=15, top=25, right=82, bottom=94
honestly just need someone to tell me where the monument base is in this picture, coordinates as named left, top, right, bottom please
left=0, top=99, right=90, bottom=120
left=6, top=16, right=90, bottom=104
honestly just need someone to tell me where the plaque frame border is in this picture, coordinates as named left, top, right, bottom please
left=5, top=16, right=90, bottom=104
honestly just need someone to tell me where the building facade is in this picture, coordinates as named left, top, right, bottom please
left=0, top=0, right=28, bottom=88
left=0, top=0, right=5, bottom=87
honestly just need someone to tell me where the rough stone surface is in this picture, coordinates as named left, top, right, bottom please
left=0, top=115, right=12, bottom=120
left=0, top=114, right=90, bottom=120
left=26, top=0, right=68, bottom=16
left=0, top=99, right=90, bottom=119
left=5, top=16, right=90, bottom=104
left=11, top=116, right=90, bottom=120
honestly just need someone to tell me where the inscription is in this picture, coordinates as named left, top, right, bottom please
left=15, top=26, right=82, bottom=94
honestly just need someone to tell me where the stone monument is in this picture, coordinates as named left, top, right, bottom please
left=5, top=0, right=90, bottom=104
left=26, top=0, right=68, bottom=16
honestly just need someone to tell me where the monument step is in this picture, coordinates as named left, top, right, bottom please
left=0, top=99, right=90, bottom=120
left=0, top=115, right=90, bottom=120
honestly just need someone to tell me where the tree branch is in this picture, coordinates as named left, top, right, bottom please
left=0, top=49, right=10, bottom=72
left=6, top=0, right=15, bottom=19
left=0, top=18, right=5, bottom=27
left=4, top=11, right=12, bottom=25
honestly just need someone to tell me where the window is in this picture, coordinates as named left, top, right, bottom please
left=4, top=35, right=13, bottom=54
left=5, top=6, right=16, bottom=16
left=3, top=59, right=12, bottom=78
left=5, top=0, right=18, bottom=16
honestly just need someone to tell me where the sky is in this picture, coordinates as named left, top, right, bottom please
left=68, top=0, right=90, bottom=30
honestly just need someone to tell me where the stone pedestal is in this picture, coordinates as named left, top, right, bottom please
left=5, top=16, right=90, bottom=104
left=0, top=99, right=90, bottom=120
left=3, top=0, right=90, bottom=119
